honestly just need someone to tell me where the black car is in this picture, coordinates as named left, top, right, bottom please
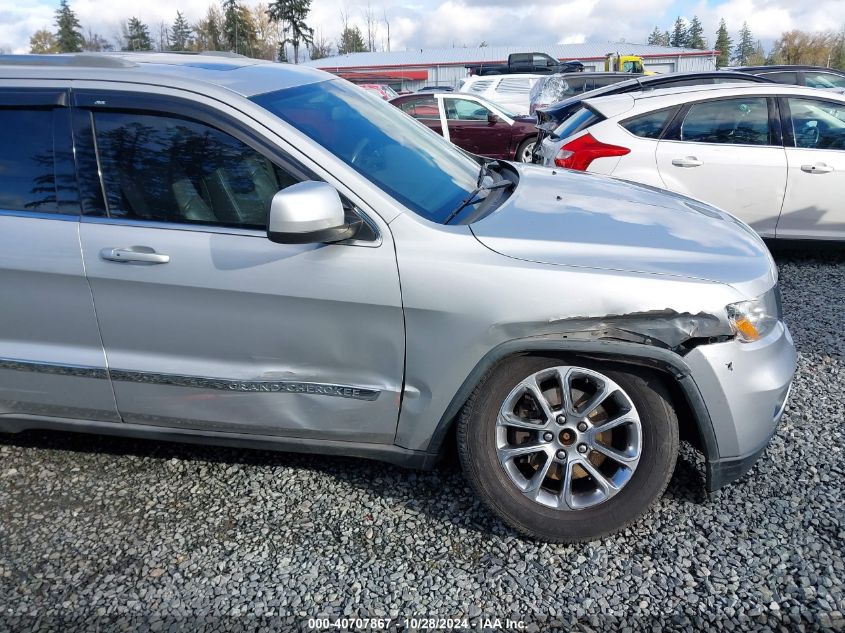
left=531, top=70, right=773, bottom=162
left=729, top=65, right=845, bottom=90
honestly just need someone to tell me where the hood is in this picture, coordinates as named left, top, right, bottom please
left=470, top=164, right=777, bottom=297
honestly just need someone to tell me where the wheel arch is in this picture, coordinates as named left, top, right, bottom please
left=425, top=338, right=719, bottom=471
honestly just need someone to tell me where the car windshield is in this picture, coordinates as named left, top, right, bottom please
left=251, top=80, right=482, bottom=224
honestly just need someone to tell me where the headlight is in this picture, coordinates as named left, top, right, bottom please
left=726, top=286, right=782, bottom=343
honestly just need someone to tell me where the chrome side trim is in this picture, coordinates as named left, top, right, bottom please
left=80, top=213, right=382, bottom=247
left=0, top=209, right=79, bottom=222
left=107, top=369, right=381, bottom=401
left=0, top=357, right=108, bottom=379
left=0, top=357, right=380, bottom=401
left=81, top=215, right=267, bottom=237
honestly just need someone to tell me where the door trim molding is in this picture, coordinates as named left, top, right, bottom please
left=0, top=356, right=380, bottom=401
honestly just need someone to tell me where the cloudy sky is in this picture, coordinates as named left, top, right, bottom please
left=1, top=0, right=844, bottom=55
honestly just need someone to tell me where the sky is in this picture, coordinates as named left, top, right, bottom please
left=1, top=0, right=844, bottom=55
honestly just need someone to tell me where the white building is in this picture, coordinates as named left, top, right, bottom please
left=301, top=43, right=719, bottom=92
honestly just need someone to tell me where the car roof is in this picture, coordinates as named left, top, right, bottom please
left=462, top=73, right=545, bottom=83
left=536, top=71, right=770, bottom=115
left=584, top=82, right=845, bottom=118
left=0, top=52, right=330, bottom=98
left=731, top=64, right=845, bottom=74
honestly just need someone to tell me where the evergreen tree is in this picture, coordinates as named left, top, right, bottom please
left=687, top=16, right=706, bottom=49
left=670, top=16, right=687, bottom=47
left=123, top=17, right=153, bottom=51
left=222, top=0, right=256, bottom=55
left=268, top=0, right=314, bottom=64
left=54, top=0, right=84, bottom=52
left=169, top=11, right=193, bottom=51
left=337, top=25, right=366, bottom=54
left=732, top=21, right=755, bottom=65
left=715, top=19, right=732, bottom=67
left=647, top=26, right=663, bottom=46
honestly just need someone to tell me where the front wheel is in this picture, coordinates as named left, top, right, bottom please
left=515, top=137, right=536, bottom=163
left=458, top=357, right=679, bottom=542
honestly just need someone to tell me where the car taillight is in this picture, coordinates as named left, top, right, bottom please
left=554, top=133, right=630, bottom=171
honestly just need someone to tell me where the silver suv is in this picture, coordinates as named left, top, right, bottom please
left=0, top=53, right=796, bottom=542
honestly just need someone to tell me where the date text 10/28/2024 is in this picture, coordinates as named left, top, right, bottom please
left=306, top=617, right=528, bottom=630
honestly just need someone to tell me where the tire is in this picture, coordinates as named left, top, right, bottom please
left=458, top=356, right=679, bottom=543
left=515, top=137, right=537, bottom=163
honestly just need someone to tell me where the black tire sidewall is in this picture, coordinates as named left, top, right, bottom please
left=516, top=137, right=536, bottom=163
left=459, top=356, right=679, bottom=542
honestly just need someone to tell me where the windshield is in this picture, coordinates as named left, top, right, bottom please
left=624, top=61, right=644, bottom=74
left=251, top=80, right=481, bottom=223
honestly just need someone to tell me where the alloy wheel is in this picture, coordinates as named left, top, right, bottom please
left=496, top=366, right=642, bottom=510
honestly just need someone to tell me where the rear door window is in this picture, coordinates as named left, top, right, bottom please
left=803, top=71, right=845, bottom=90
left=0, top=103, right=76, bottom=215
left=552, top=106, right=604, bottom=139
left=679, top=97, right=772, bottom=145
left=620, top=107, right=679, bottom=139
left=398, top=96, right=440, bottom=120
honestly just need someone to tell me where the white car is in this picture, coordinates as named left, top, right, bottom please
left=539, top=83, right=845, bottom=240
left=459, top=74, right=544, bottom=116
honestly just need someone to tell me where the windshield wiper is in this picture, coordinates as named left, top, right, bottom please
left=443, top=178, right=514, bottom=225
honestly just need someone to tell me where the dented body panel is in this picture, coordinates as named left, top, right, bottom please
left=0, top=56, right=796, bottom=493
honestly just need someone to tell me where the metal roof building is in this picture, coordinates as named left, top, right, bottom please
left=302, top=43, right=718, bottom=90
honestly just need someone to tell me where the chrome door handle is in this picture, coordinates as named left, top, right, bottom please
left=100, top=246, right=170, bottom=264
left=671, top=156, right=702, bottom=168
left=800, top=163, right=833, bottom=174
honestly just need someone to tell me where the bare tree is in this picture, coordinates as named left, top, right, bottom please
left=362, top=2, right=377, bottom=52
left=252, top=3, right=281, bottom=60
left=382, top=9, right=390, bottom=52
left=310, top=27, right=333, bottom=59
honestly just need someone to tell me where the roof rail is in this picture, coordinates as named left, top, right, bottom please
left=0, top=54, right=137, bottom=68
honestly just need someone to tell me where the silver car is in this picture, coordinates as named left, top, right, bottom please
left=0, top=53, right=796, bottom=542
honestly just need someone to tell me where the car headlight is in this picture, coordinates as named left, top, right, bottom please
left=726, top=286, right=782, bottom=343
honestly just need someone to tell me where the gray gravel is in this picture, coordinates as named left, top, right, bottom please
left=0, top=248, right=843, bottom=632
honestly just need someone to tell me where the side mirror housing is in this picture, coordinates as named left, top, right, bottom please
left=487, top=112, right=500, bottom=124
left=267, top=181, right=357, bottom=244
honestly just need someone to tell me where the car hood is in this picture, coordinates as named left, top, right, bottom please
left=470, top=164, right=777, bottom=296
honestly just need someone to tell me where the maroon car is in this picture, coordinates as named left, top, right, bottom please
left=390, top=92, right=538, bottom=162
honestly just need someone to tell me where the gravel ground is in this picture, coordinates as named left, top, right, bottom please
left=0, top=248, right=843, bottom=632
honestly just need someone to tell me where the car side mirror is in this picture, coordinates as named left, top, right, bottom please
left=267, top=181, right=357, bottom=244
left=487, top=112, right=500, bottom=124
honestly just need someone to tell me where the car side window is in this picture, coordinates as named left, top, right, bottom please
left=444, top=98, right=490, bottom=121
left=804, top=71, right=845, bottom=90
left=758, top=71, right=798, bottom=85
left=680, top=98, right=771, bottom=145
left=787, top=98, right=845, bottom=150
left=93, top=111, right=299, bottom=229
left=621, top=106, right=679, bottom=139
left=399, top=96, right=439, bottom=120
left=0, top=107, right=72, bottom=214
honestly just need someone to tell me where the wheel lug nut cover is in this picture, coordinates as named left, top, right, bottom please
left=543, top=432, right=554, bottom=442
left=556, top=415, right=565, bottom=424
left=577, top=443, right=588, bottom=454
left=577, top=422, right=588, bottom=432
left=556, top=450, right=566, bottom=460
